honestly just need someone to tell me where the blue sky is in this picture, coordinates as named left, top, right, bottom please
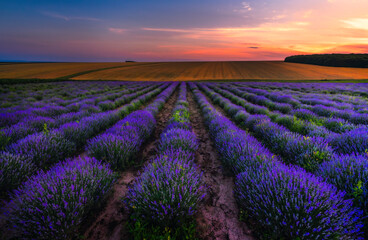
left=1, top=0, right=368, bottom=61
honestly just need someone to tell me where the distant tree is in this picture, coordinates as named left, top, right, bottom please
left=285, top=54, right=368, bottom=68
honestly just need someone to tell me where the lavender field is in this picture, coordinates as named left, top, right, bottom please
left=1, top=81, right=368, bottom=239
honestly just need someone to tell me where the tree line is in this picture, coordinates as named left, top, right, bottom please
left=285, top=54, right=368, bottom=68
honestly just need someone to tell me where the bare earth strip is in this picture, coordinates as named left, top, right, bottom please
left=188, top=90, right=254, bottom=240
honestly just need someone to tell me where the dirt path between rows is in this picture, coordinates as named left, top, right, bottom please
left=188, top=89, right=254, bottom=240
left=83, top=86, right=179, bottom=240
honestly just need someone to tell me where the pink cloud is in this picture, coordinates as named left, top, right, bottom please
left=108, top=28, right=126, bottom=34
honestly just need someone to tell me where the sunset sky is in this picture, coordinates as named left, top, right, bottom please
left=1, top=0, right=368, bottom=62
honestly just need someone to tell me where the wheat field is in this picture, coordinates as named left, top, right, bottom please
left=1, top=61, right=368, bottom=81
left=0, top=62, right=131, bottom=79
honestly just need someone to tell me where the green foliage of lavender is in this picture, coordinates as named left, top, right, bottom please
left=87, top=131, right=140, bottom=170
left=128, top=218, right=198, bottom=240
left=248, top=117, right=333, bottom=171
left=126, top=156, right=204, bottom=228
left=7, top=130, right=76, bottom=169
left=328, top=127, right=368, bottom=155
left=0, top=152, right=36, bottom=196
left=317, top=154, right=368, bottom=214
left=158, top=128, right=198, bottom=153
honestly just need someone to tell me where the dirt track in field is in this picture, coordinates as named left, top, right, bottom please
left=188, top=90, right=254, bottom=240
left=83, top=87, right=179, bottom=240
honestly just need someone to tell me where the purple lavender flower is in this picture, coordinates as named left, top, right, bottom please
left=159, top=128, right=198, bottom=153
left=235, top=163, right=364, bottom=239
left=5, top=156, right=116, bottom=239
left=126, top=156, right=204, bottom=227
left=86, top=132, right=140, bottom=170
left=290, top=108, right=318, bottom=121
left=328, top=127, right=368, bottom=155
left=317, top=154, right=368, bottom=214
left=7, top=130, right=76, bottom=168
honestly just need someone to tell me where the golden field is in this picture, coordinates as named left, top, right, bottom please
left=1, top=61, right=368, bottom=81
left=0, top=62, right=139, bottom=79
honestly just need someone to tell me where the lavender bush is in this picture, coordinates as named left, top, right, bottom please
left=86, top=109, right=156, bottom=170
left=59, top=121, right=94, bottom=149
left=87, top=132, right=140, bottom=170
left=328, top=127, right=368, bottom=155
left=126, top=156, right=204, bottom=227
left=158, top=128, right=198, bottom=153
left=22, top=116, right=56, bottom=131
left=290, top=108, right=318, bottom=121
left=317, top=154, right=368, bottom=213
left=119, top=110, right=156, bottom=139
left=323, top=118, right=355, bottom=133
left=235, top=164, right=364, bottom=239
left=0, top=123, right=37, bottom=150
left=4, top=157, right=116, bottom=239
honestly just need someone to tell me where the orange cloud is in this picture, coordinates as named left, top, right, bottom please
left=136, top=1, right=368, bottom=60
left=342, top=18, right=368, bottom=31
left=45, top=0, right=368, bottom=61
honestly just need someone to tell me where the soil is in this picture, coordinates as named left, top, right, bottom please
left=188, top=89, right=254, bottom=240
left=83, top=86, right=179, bottom=240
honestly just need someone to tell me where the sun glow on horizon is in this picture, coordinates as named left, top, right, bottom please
left=1, top=0, right=368, bottom=61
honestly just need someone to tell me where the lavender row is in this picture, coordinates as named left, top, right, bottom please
left=0, top=83, right=144, bottom=135
left=0, top=84, right=156, bottom=150
left=6, top=84, right=160, bottom=155
left=207, top=84, right=368, bottom=156
left=1, top=81, right=148, bottom=126
left=199, top=83, right=368, bottom=222
left=238, top=82, right=368, bottom=99
left=232, top=83, right=368, bottom=124
left=200, top=83, right=366, bottom=168
left=235, top=84, right=368, bottom=110
left=0, top=84, right=164, bottom=196
left=237, top=81, right=368, bottom=116
left=0, top=83, right=149, bottom=129
left=0, top=84, right=179, bottom=239
left=190, top=83, right=363, bottom=239
left=230, top=84, right=368, bottom=138
left=86, top=83, right=177, bottom=170
left=200, top=83, right=332, bottom=170
left=126, top=83, right=204, bottom=238
left=209, top=84, right=333, bottom=137
left=0, top=82, right=117, bottom=123
left=224, top=83, right=368, bottom=127
left=0, top=81, right=143, bottom=111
